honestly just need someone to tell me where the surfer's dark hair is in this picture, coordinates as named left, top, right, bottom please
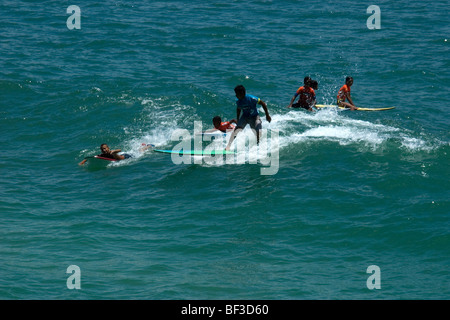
left=304, top=76, right=312, bottom=85
left=346, top=76, right=353, bottom=83
left=234, top=85, right=246, bottom=95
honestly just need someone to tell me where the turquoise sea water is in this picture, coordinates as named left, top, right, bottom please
left=1, top=0, right=449, bottom=299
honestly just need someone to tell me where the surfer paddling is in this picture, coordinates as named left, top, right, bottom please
left=225, top=85, right=271, bottom=151
left=78, top=144, right=131, bottom=165
left=337, top=76, right=357, bottom=110
left=205, top=116, right=237, bottom=133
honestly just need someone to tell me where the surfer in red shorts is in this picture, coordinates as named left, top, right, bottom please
left=337, top=76, right=357, bottom=110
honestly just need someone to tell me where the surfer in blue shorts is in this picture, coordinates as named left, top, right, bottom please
left=225, top=85, right=271, bottom=150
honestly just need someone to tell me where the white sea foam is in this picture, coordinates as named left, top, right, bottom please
left=260, top=107, right=436, bottom=153
left=114, top=98, right=439, bottom=168
left=110, top=97, right=200, bottom=165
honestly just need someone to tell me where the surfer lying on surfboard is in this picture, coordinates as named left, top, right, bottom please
left=204, top=116, right=236, bottom=133
left=78, top=144, right=132, bottom=165
left=337, top=76, right=357, bottom=110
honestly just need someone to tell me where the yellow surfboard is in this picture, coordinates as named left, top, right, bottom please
left=315, top=104, right=395, bottom=111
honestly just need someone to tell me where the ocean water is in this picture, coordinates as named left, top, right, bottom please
left=0, top=0, right=449, bottom=300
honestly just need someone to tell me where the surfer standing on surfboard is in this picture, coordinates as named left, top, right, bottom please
left=337, top=76, right=357, bottom=110
left=225, top=85, right=271, bottom=151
